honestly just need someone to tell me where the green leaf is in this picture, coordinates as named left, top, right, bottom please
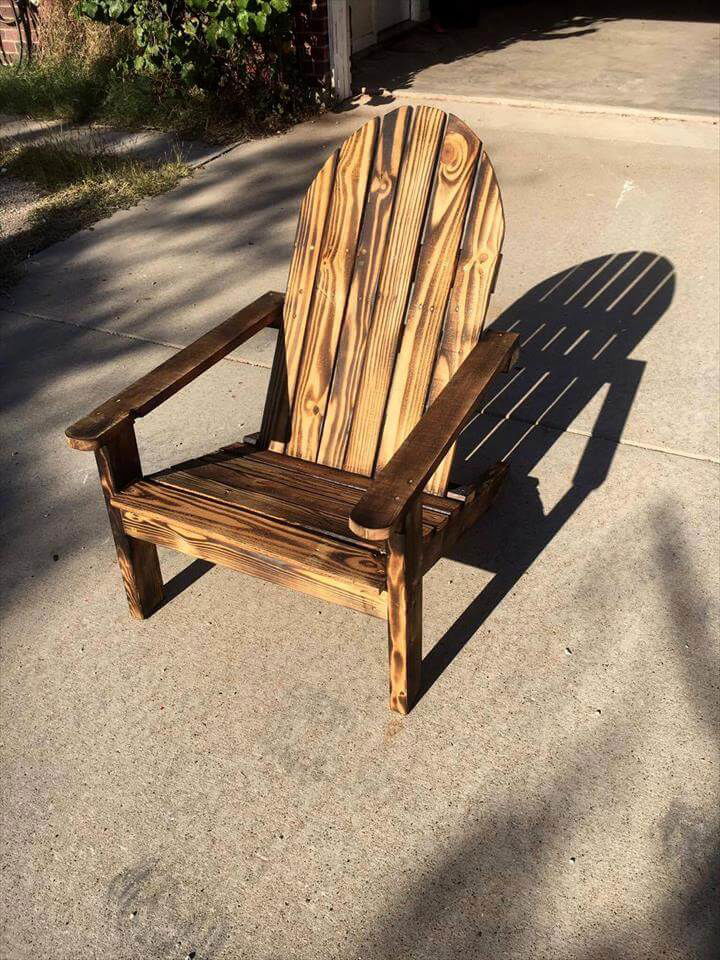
left=78, top=0, right=99, bottom=18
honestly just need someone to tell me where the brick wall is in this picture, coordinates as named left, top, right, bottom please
left=0, top=0, right=36, bottom=63
left=293, top=0, right=331, bottom=89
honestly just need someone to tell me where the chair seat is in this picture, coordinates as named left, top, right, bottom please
left=110, top=444, right=462, bottom=617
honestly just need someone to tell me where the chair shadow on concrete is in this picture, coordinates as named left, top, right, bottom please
left=419, top=250, right=675, bottom=702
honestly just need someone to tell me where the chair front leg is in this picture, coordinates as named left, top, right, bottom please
left=95, top=421, right=163, bottom=620
left=386, top=499, right=423, bottom=715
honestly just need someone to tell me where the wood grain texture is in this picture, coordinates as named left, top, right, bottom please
left=263, top=153, right=337, bottom=450
left=386, top=499, right=423, bottom=715
left=226, top=444, right=458, bottom=519
left=426, top=153, right=505, bottom=494
left=64, top=107, right=514, bottom=714
left=377, top=115, right=481, bottom=474
left=113, top=480, right=387, bottom=616
left=258, top=328, right=290, bottom=453
left=146, top=444, right=458, bottom=543
left=66, top=291, right=284, bottom=450
left=349, top=331, right=519, bottom=540
left=113, top=481, right=386, bottom=587
left=343, top=105, right=446, bottom=476
left=152, top=459, right=444, bottom=543
left=317, top=107, right=410, bottom=468
left=95, top=423, right=163, bottom=620
left=121, top=509, right=387, bottom=619
left=287, top=117, right=379, bottom=461
left=258, top=108, right=505, bottom=506
left=227, top=445, right=454, bottom=514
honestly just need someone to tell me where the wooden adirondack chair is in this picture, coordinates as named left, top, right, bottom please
left=66, top=106, right=519, bottom=714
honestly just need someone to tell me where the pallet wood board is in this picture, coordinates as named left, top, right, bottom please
left=143, top=446, right=461, bottom=548
left=258, top=105, right=503, bottom=499
left=66, top=105, right=513, bottom=715
left=287, top=118, right=379, bottom=461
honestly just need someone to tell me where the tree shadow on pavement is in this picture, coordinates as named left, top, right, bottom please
left=652, top=501, right=720, bottom=958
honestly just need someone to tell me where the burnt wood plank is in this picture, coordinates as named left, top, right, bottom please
left=150, top=452, right=452, bottom=542
left=426, top=154, right=505, bottom=495
left=318, top=107, right=410, bottom=469
left=217, top=444, right=457, bottom=519
left=343, top=105, right=447, bottom=476
left=112, top=481, right=387, bottom=590
left=156, top=464, right=440, bottom=543
left=263, top=152, right=338, bottom=450
left=94, top=422, right=163, bottom=619
left=153, top=467, right=369, bottom=544
left=287, top=117, right=379, bottom=461
left=386, top=499, right=423, bottom=714
left=377, top=115, right=481, bottom=473
left=67, top=291, right=284, bottom=451
left=258, top=331, right=290, bottom=452
left=120, top=509, right=387, bottom=619
left=349, top=331, right=519, bottom=540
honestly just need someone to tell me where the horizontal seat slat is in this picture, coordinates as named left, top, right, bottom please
left=154, top=464, right=376, bottom=545
left=112, top=482, right=386, bottom=586
left=219, top=445, right=457, bottom=518
left=114, top=486, right=387, bottom=618
left=147, top=445, right=457, bottom=544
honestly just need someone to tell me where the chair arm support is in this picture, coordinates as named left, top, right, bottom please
left=349, top=331, right=519, bottom=541
left=65, top=291, right=284, bottom=451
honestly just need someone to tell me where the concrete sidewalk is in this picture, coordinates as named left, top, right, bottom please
left=1, top=95, right=718, bottom=959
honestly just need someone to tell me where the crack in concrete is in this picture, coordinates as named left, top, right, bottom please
left=1, top=306, right=273, bottom=369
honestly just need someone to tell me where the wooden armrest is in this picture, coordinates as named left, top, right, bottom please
left=65, top=291, right=284, bottom=450
left=349, top=331, right=519, bottom=541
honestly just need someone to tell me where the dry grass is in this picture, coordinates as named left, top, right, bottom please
left=33, top=0, right=130, bottom=64
left=0, top=136, right=189, bottom=288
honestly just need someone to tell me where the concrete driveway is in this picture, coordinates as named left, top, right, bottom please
left=1, top=87, right=718, bottom=960
left=354, top=1, right=720, bottom=117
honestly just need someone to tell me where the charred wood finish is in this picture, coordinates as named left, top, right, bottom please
left=66, top=107, right=515, bottom=714
left=387, top=500, right=423, bottom=715
left=349, top=330, right=519, bottom=541
left=94, top=422, right=163, bottom=620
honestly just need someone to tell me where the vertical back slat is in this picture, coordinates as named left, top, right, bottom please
left=425, top=154, right=505, bottom=495
left=317, top=107, right=411, bottom=469
left=376, top=115, right=481, bottom=472
left=286, top=117, right=379, bottom=461
left=263, top=151, right=338, bottom=450
left=261, top=107, right=506, bottom=499
left=343, top=105, right=446, bottom=476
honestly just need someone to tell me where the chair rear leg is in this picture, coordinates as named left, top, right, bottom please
left=95, top=423, right=163, bottom=620
left=386, top=500, right=423, bottom=714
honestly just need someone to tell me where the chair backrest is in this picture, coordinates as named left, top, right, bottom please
left=260, top=105, right=504, bottom=497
